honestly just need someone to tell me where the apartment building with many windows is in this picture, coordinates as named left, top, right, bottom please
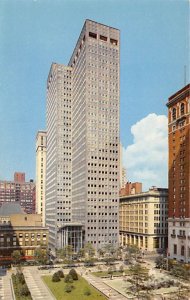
left=120, top=187, right=168, bottom=252
left=46, top=20, right=120, bottom=253
left=0, top=172, right=35, bottom=214
left=167, top=84, right=190, bottom=263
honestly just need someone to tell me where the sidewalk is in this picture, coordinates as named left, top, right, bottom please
left=83, top=273, right=127, bottom=300
left=0, top=272, right=14, bottom=300
left=23, top=268, right=55, bottom=300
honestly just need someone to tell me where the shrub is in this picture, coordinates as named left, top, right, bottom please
left=84, top=287, right=91, bottom=296
left=57, top=270, right=64, bottom=278
left=64, top=274, right=73, bottom=283
left=64, top=284, right=73, bottom=293
left=69, top=268, right=78, bottom=280
left=16, top=273, right=25, bottom=285
left=52, top=272, right=60, bottom=282
left=19, top=284, right=30, bottom=296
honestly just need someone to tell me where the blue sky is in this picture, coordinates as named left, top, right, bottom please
left=0, top=0, right=189, bottom=188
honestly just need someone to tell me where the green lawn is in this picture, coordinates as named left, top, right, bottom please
left=42, top=275, right=107, bottom=300
left=92, top=268, right=148, bottom=278
left=92, top=270, right=124, bottom=277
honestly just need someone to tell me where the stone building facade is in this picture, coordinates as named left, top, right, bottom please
left=120, top=187, right=168, bottom=252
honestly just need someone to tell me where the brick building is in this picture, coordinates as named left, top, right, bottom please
left=120, top=182, right=142, bottom=196
left=0, top=172, right=35, bottom=214
left=167, top=84, right=190, bottom=262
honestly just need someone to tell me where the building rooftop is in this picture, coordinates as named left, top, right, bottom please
left=120, top=186, right=168, bottom=201
left=167, top=83, right=190, bottom=107
left=0, top=203, right=25, bottom=216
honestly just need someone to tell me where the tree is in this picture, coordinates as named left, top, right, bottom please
left=57, top=245, right=73, bottom=262
left=69, top=269, right=78, bottom=280
left=52, top=272, right=60, bottom=282
left=155, top=256, right=166, bottom=269
left=171, top=263, right=190, bottom=279
left=103, top=244, right=117, bottom=256
left=102, top=243, right=118, bottom=265
left=16, top=272, right=25, bottom=284
left=20, top=284, right=30, bottom=297
left=77, top=248, right=85, bottom=260
left=64, top=274, right=73, bottom=283
left=34, top=247, right=49, bottom=265
left=84, top=242, right=95, bottom=259
left=64, top=284, right=73, bottom=293
left=129, top=264, right=149, bottom=299
left=57, top=270, right=64, bottom=278
left=97, top=247, right=106, bottom=258
left=12, top=250, right=22, bottom=265
left=127, top=245, right=140, bottom=259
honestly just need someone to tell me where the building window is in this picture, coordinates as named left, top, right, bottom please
left=172, top=108, right=176, bottom=121
left=89, top=32, right=97, bottom=39
left=100, top=35, right=107, bottom=41
left=110, top=38, right=118, bottom=45
left=181, top=103, right=185, bottom=115
left=174, top=244, right=177, bottom=255
left=181, top=245, right=185, bottom=256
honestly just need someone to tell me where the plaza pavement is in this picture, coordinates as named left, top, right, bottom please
left=83, top=272, right=127, bottom=300
left=23, top=268, right=55, bottom=300
left=0, top=271, right=14, bottom=300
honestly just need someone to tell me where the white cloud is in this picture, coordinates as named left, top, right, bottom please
left=122, top=113, right=168, bottom=191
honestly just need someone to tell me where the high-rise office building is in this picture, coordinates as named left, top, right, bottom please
left=119, top=144, right=127, bottom=189
left=46, top=20, right=120, bottom=253
left=167, top=84, right=190, bottom=263
left=36, top=130, right=47, bottom=226
left=46, top=64, right=73, bottom=252
left=69, top=20, right=120, bottom=249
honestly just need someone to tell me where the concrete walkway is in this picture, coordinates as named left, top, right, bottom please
left=83, top=273, right=127, bottom=300
left=23, top=268, right=55, bottom=300
left=0, top=272, right=14, bottom=300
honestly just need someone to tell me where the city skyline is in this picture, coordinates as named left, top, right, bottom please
left=0, top=0, right=189, bottom=190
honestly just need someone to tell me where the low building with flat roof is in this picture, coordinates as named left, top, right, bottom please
left=119, top=187, right=168, bottom=252
left=0, top=203, right=48, bottom=265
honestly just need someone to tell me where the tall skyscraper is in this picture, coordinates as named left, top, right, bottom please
left=46, top=20, right=120, bottom=253
left=119, top=144, right=127, bottom=189
left=36, top=130, right=47, bottom=226
left=167, top=84, right=190, bottom=263
left=46, top=64, right=73, bottom=252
